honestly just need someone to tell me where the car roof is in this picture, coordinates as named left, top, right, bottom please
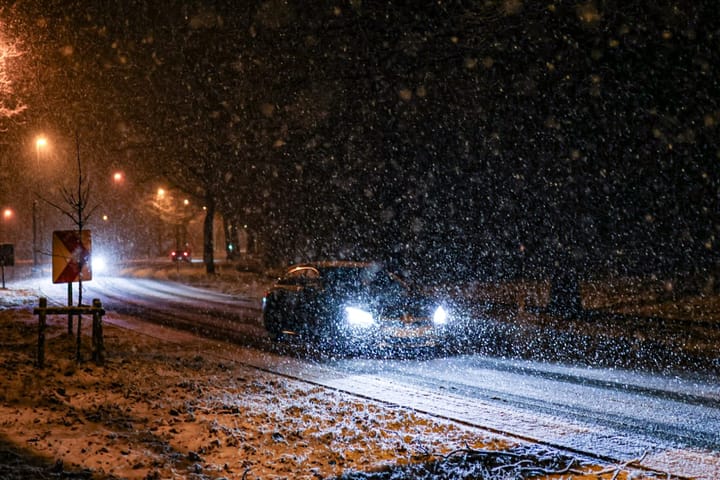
left=293, top=260, right=372, bottom=268
left=284, top=261, right=377, bottom=274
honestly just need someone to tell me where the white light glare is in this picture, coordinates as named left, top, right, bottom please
left=345, top=306, right=375, bottom=327
left=432, top=306, right=449, bottom=325
left=92, top=255, right=108, bottom=275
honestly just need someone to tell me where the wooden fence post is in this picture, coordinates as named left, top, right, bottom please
left=34, top=299, right=106, bottom=367
left=75, top=313, right=83, bottom=363
left=37, top=297, right=47, bottom=368
left=91, top=299, right=105, bottom=365
left=67, top=282, right=73, bottom=335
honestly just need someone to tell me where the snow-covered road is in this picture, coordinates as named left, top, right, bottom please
left=32, top=275, right=720, bottom=479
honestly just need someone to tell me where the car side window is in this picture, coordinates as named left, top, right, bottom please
left=278, top=269, right=304, bottom=286
left=298, top=268, right=321, bottom=288
left=302, top=269, right=320, bottom=281
left=278, top=267, right=320, bottom=286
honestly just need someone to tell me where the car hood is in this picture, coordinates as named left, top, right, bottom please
left=334, top=287, right=437, bottom=319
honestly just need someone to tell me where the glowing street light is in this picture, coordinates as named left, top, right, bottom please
left=33, top=136, right=49, bottom=269
left=112, top=171, right=124, bottom=184
left=35, top=136, right=47, bottom=168
left=32, top=199, right=38, bottom=268
left=2, top=208, right=13, bottom=221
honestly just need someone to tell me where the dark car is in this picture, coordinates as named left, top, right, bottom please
left=262, top=261, right=457, bottom=353
left=170, top=245, right=191, bottom=262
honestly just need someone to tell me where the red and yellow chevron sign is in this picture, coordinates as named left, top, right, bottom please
left=52, top=230, right=92, bottom=284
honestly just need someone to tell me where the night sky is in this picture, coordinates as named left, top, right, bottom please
left=1, top=1, right=718, bottom=282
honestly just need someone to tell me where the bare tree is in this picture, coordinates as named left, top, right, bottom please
left=45, top=133, right=97, bottom=306
left=0, top=26, right=25, bottom=122
left=146, top=187, right=198, bottom=254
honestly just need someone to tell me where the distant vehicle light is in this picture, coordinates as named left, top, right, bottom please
left=345, top=306, right=375, bottom=327
left=92, top=255, right=108, bottom=274
left=171, top=247, right=191, bottom=262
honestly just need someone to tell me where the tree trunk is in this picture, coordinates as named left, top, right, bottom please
left=223, top=217, right=238, bottom=260
left=547, top=269, right=583, bottom=317
left=203, top=197, right=215, bottom=274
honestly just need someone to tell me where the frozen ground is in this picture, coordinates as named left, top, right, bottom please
left=0, top=283, right=664, bottom=480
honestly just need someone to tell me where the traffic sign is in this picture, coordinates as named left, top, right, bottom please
left=52, top=230, right=92, bottom=284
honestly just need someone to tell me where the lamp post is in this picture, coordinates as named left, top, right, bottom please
left=1, top=207, right=13, bottom=240
left=1, top=208, right=14, bottom=289
left=33, top=136, right=47, bottom=270
left=32, top=200, right=38, bottom=269
left=35, top=136, right=46, bottom=168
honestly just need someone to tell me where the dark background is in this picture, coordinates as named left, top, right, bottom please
left=1, top=1, right=718, bottom=286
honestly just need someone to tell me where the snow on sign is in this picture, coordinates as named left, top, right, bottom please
left=52, top=230, right=92, bottom=284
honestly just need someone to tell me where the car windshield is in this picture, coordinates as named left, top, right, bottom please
left=320, top=266, right=406, bottom=293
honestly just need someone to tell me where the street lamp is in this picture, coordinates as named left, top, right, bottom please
left=1, top=208, right=13, bottom=241
left=35, top=136, right=47, bottom=168
left=33, top=136, right=48, bottom=270
left=0, top=208, right=14, bottom=288
left=32, top=199, right=38, bottom=268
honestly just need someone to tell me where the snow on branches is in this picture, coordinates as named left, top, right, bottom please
left=0, top=25, right=26, bottom=120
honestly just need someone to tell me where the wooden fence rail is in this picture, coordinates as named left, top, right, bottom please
left=33, top=297, right=106, bottom=368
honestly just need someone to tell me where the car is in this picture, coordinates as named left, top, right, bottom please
left=262, top=261, right=458, bottom=353
left=170, top=245, right=191, bottom=262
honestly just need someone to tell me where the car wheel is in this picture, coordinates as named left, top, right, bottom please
left=267, top=327, right=283, bottom=342
left=263, top=301, right=284, bottom=341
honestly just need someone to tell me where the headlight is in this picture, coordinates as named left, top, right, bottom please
left=432, top=306, right=449, bottom=325
left=92, top=255, right=108, bottom=275
left=345, top=306, right=375, bottom=327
